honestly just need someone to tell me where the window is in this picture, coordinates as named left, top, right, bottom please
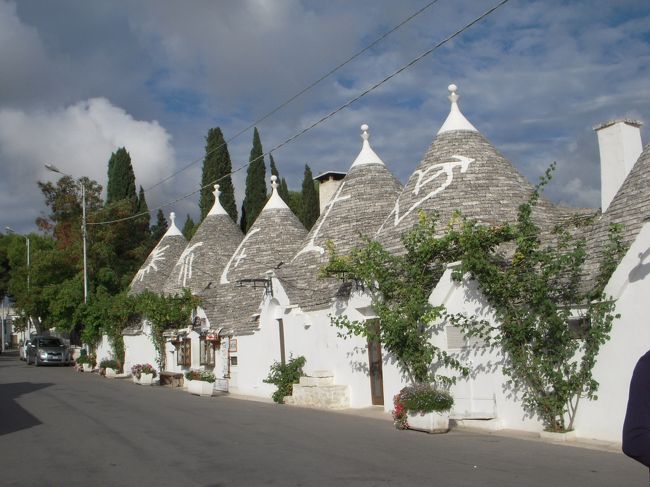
left=230, top=356, right=238, bottom=366
left=200, top=337, right=216, bottom=366
left=176, top=338, right=191, bottom=366
left=568, top=316, right=591, bottom=339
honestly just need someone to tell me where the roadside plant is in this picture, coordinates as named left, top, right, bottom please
left=131, top=363, right=157, bottom=379
left=99, top=358, right=119, bottom=370
left=391, top=384, right=454, bottom=430
left=185, top=370, right=216, bottom=383
left=264, top=355, right=306, bottom=404
left=76, top=354, right=95, bottom=366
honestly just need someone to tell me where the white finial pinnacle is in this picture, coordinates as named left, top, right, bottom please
left=207, top=183, right=227, bottom=216
left=170, top=212, right=176, bottom=224
left=271, top=174, right=278, bottom=190
left=438, top=83, right=478, bottom=134
left=361, top=124, right=369, bottom=141
left=213, top=184, right=221, bottom=199
left=163, top=211, right=183, bottom=237
left=264, top=174, right=289, bottom=211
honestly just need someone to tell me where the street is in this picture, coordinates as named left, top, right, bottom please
left=0, top=352, right=646, bottom=487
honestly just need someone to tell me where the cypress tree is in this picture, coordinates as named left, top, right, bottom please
left=182, top=214, right=197, bottom=240
left=150, top=209, right=168, bottom=242
left=300, top=164, right=319, bottom=230
left=199, top=127, right=237, bottom=223
left=106, top=147, right=137, bottom=206
left=241, top=127, right=266, bottom=232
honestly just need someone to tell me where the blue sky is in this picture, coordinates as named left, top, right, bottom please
left=0, top=0, right=649, bottom=234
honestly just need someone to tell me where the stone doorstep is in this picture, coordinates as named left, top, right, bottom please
left=298, top=376, right=334, bottom=387
left=286, top=384, right=350, bottom=409
left=309, top=370, right=333, bottom=378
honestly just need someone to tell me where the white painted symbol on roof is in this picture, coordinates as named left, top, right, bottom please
left=135, top=244, right=169, bottom=282
left=390, top=155, right=473, bottom=227
left=177, top=242, right=204, bottom=287
left=292, top=181, right=351, bottom=260
left=221, top=228, right=260, bottom=284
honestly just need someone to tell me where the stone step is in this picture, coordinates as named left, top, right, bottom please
left=299, top=375, right=334, bottom=387
left=286, top=384, right=350, bottom=409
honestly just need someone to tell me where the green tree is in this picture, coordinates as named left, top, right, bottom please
left=241, top=128, right=266, bottom=232
left=300, top=165, right=319, bottom=230
left=269, top=154, right=290, bottom=203
left=199, top=127, right=237, bottom=223
left=286, top=190, right=303, bottom=221
left=150, top=209, right=168, bottom=242
left=106, top=147, right=137, bottom=206
left=182, top=214, right=197, bottom=240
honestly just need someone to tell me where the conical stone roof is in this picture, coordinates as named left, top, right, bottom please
left=582, top=142, right=650, bottom=291
left=377, top=85, right=565, bottom=254
left=278, top=124, right=403, bottom=311
left=129, top=212, right=187, bottom=296
left=201, top=176, right=308, bottom=335
left=163, top=185, right=243, bottom=296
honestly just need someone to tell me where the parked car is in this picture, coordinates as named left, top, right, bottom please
left=26, top=336, right=71, bottom=366
left=19, top=339, right=31, bottom=361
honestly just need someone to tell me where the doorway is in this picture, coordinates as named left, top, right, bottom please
left=367, top=320, right=384, bottom=406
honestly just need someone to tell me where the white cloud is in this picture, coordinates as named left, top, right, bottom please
left=0, top=98, right=177, bottom=231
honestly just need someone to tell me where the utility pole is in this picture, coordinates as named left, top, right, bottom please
left=45, top=164, right=88, bottom=304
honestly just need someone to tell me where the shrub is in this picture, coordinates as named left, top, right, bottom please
left=263, top=355, right=306, bottom=404
left=76, top=354, right=96, bottom=366
left=392, top=383, right=453, bottom=429
left=99, top=358, right=119, bottom=370
left=185, top=370, right=215, bottom=383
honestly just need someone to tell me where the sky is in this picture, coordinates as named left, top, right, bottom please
left=1, top=0, right=649, bottom=235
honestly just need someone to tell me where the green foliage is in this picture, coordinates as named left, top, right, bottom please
left=286, top=190, right=303, bottom=221
left=241, top=127, right=266, bottom=232
left=263, top=355, right=306, bottom=403
left=323, top=216, right=469, bottom=386
left=150, top=209, right=168, bottom=242
left=185, top=370, right=216, bottom=383
left=398, top=383, right=454, bottom=413
left=300, top=165, right=319, bottom=230
left=106, top=147, right=137, bottom=206
left=76, top=354, right=95, bottom=366
left=199, top=127, right=237, bottom=224
left=134, top=289, right=200, bottom=370
left=99, top=358, right=119, bottom=370
left=448, top=165, right=625, bottom=432
left=182, top=214, right=197, bottom=240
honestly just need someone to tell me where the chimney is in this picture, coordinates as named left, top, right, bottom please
left=594, top=119, right=643, bottom=212
left=313, top=171, right=346, bottom=214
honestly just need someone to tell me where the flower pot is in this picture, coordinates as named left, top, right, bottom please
left=407, top=411, right=450, bottom=433
left=139, top=373, right=154, bottom=386
left=105, top=367, right=117, bottom=378
left=132, top=375, right=139, bottom=384
left=187, top=379, right=214, bottom=397
left=82, top=363, right=93, bottom=373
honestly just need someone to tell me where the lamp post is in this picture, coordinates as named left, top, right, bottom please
left=44, top=164, right=88, bottom=304
left=5, top=226, right=29, bottom=350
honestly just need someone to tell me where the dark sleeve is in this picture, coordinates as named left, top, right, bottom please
left=623, top=352, right=650, bottom=468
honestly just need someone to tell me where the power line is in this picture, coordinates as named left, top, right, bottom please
left=143, top=0, right=442, bottom=193
left=89, top=0, right=511, bottom=227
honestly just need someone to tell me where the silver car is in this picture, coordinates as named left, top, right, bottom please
left=27, top=336, right=71, bottom=366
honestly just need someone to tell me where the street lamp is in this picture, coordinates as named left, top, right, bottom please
left=44, top=164, right=88, bottom=304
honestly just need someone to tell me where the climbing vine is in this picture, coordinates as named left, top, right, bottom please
left=134, top=289, right=200, bottom=370
left=447, top=165, right=625, bottom=432
left=323, top=212, right=469, bottom=387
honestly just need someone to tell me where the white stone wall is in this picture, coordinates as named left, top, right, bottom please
left=123, top=323, right=158, bottom=374
left=95, top=335, right=114, bottom=365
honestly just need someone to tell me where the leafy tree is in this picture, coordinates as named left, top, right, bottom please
left=199, top=127, right=237, bottom=223
left=323, top=214, right=469, bottom=386
left=150, top=209, right=168, bottom=242
left=241, top=128, right=266, bottom=232
left=300, top=165, right=319, bottom=230
left=182, top=214, right=197, bottom=240
left=448, top=166, right=625, bottom=432
left=286, top=190, right=303, bottom=222
left=106, top=147, right=137, bottom=206
left=264, top=355, right=307, bottom=403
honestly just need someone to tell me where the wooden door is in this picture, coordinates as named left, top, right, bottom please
left=367, top=321, right=384, bottom=406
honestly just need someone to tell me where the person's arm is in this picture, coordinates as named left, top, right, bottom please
left=623, top=352, right=650, bottom=467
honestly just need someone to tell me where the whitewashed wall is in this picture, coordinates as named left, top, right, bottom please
left=574, top=221, right=650, bottom=442
left=123, top=322, right=158, bottom=374
left=95, top=335, right=113, bottom=365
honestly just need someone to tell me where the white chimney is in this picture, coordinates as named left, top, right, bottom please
left=594, top=119, right=643, bottom=212
left=313, top=171, right=346, bottom=214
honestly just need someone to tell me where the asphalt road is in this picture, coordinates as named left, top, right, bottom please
left=0, top=352, right=647, bottom=487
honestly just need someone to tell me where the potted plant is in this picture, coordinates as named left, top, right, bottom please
left=100, top=358, right=120, bottom=378
left=185, top=370, right=215, bottom=397
left=131, top=363, right=157, bottom=385
left=392, top=384, right=454, bottom=433
left=76, top=354, right=96, bottom=373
